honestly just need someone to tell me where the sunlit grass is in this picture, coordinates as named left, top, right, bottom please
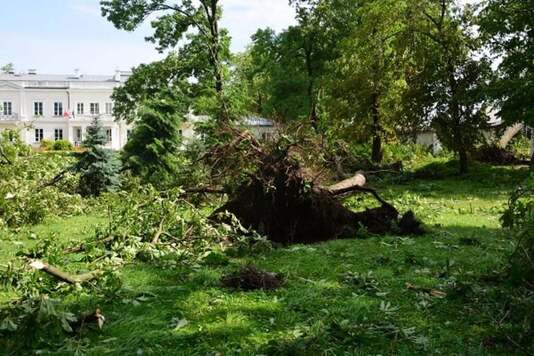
left=0, top=162, right=529, bottom=354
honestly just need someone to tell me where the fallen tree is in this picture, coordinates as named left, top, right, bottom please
left=209, top=131, right=424, bottom=245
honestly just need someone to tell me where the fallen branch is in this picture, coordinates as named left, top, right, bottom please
left=183, top=187, right=226, bottom=195
left=0, top=146, right=12, bottom=165
left=30, top=260, right=102, bottom=284
left=325, top=173, right=390, bottom=207
left=39, top=167, right=73, bottom=189
left=151, top=218, right=166, bottom=244
left=63, top=236, right=116, bottom=254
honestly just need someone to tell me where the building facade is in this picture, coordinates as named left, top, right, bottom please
left=0, top=70, right=279, bottom=150
left=0, top=70, right=132, bottom=150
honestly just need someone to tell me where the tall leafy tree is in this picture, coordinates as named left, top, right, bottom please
left=479, top=0, right=534, bottom=162
left=407, top=0, right=492, bottom=173
left=246, top=27, right=310, bottom=122
left=111, top=54, right=192, bottom=123
left=243, top=1, right=341, bottom=127
left=76, top=117, right=121, bottom=196
left=325, top=0, right=408, bottom=163
left=100, top=0, right=231, bottom=120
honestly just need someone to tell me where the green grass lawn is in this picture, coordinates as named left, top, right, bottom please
left=1, top=164, right=530, bottom=355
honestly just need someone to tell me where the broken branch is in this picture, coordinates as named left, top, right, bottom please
left=30, top=260, right=102, bottom=284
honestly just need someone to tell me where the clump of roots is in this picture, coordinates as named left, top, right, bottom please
left=207, top=127, right=425, bottom=245
left=221, top=265, right=284, bottom=291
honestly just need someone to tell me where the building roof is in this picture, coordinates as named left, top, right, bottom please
left=184, top=113, right=274, bottom=127
left=0, top=71, right=132, bottom=84
left=243, top=116, right=274, bottom=127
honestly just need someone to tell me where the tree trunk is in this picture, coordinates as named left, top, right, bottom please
left=371, top=92, right=382, bottom=164
left=499, top=123, right=524, bottom=148
left=304, top=38, right=319, bottom=132
left=310, top=102, right=318, bottom=131
left=327, top=173, right=366, bottom=195
left=459, top=148, right=468, bottom=174
left=530, top=142, right=534, bottom=169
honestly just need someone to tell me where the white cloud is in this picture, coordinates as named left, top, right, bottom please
left=68, top=1, right=101, bottom=17
left=221, top=0, right=296, bottom=51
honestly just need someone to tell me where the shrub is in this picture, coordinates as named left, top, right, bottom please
left=0, top=147, right=83, bottom=228
left=40, top=139, right=54, bottom=151
left=501, top=174, right=534, bottom=286
left=76, top=117, right=121, bottom=196
left=52, top=140, right=73, bottom=151
left=509, top=134, right=532, bottom=160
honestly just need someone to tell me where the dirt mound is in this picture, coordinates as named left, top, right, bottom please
left=398, top=211, right=426, bottom=235
left=221, top=265, right=283, bottom=291
left=473, top=145, right=525, bottom=165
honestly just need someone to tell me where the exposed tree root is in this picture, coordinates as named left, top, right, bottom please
left=212, top=147, right=424, bottom=245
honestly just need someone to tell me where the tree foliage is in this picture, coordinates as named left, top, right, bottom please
left=1, top=63, right=14, bottom=73
left=121, top=93, right=186, bottom=186
left=325, top=0, right=408, bottom=163
left=101, top=0, right=232, bottom=120
left=76, top=117, right=121, bottom=196
left=479, top=0, right=534, bottom=128
left=243, top=0, right=340, bottom=126
left=404, top=0, right=492, bottom=173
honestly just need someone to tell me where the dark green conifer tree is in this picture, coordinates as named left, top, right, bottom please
left=121, top=95, right=185, bottom=186
left=77, top=117, right=121, bottom=196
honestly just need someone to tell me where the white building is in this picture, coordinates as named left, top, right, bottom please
left=0, top=70, right=132, bottom=150
left=0, top=69, right=279, bottom=150
left=178, top=114, right=278, bottom=144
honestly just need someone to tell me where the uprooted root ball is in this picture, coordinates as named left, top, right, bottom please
left=221, top=265, right=284, bottom=291
left=213, top=152, right=424, bottom=244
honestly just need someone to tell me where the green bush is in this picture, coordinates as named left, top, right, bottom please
left=501, top=174, right=534, bottom=286
left=40, top=139, right=54, bottom=151
left=0, top=133, right=83, bottom=228
left=382, top=143, right=437, bottom=169
left=52, top=140, right=73, bottom=151
left=509, top=134, right=532, bottom=160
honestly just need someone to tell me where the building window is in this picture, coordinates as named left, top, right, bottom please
left=34, top=128, right=44, bottom=142
left=105, top=102, right=113, bottom=115
left=105, top=128, right=112, bottom=143
left=76, top=103, right=84, bottom=115
left=126, top=129, right=132, bottom=140
left=54, top=102, right=63, bottom=116
left=54, top=129, right=63, bottom=141
left=34, top=102, right=43, bottom=116
left=90, top=103, right=99, bottom=115
left=2, top=102, right=12, bottom=116
left=74, top=127, right=82, bottom=143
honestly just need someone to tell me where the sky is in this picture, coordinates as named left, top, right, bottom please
left=0, top=0, right=296, bottom=75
